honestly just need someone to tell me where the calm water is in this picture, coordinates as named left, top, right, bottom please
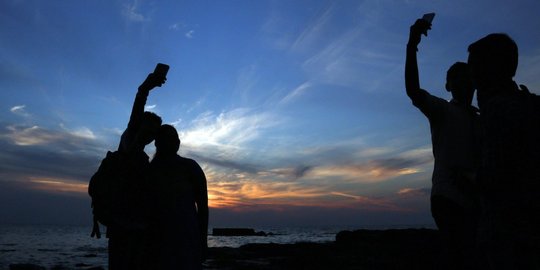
left=0, top=224, right=432, bottom=269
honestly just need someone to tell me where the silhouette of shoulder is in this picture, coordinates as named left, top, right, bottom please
left=410, top=88, right=452, bottom=119
left=177, top=156, right=205, bottom=178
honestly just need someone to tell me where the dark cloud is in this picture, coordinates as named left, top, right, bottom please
left=210, top=205, right=434, bottom=228
left=0, top=180, right=91, bottom=225
left=0, top=124, right=108, bottom=182
left=293, top=165, right=312, bottom=178
left=369, top=157, right=432, bottom=171
left=397, top=187, right=431, bottom=197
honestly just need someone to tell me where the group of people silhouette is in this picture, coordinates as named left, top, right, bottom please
left=406, top=17, right=540, bottom=269
left=88, top=14, right=539, bottom=270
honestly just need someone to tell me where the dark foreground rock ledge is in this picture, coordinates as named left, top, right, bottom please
left=206, top=228, right=444, bottom=270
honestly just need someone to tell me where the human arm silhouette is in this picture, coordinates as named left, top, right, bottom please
left=405, top=19, right=431, bottom=101
left=129, top=73, right=165, bottom=130
left=118, top=73, right=166, bottom=152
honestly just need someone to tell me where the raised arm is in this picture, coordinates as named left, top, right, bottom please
left=405, top=19, right=431, bottom=101
left=118, top=73, right=165, bottom=151
left=128, top=73, right=166, bottom=130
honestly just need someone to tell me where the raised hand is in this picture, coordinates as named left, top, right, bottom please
left=139, top=72, right=167, bottom=92
left=408, top=19, right=432, bottom=48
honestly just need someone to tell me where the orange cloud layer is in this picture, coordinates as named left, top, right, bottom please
left=28, top=177, right=88, bottom=195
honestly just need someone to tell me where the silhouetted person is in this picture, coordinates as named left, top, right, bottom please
left=146, top=124, right=209, bottom=270
left=468, top=33, right=540, bottom=269
left=405, top=19, right=480, bottom=269
left=108, top=72, right=165, bottom=270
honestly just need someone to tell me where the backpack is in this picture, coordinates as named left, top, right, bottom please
left=88, top=151, right=122, bottom=238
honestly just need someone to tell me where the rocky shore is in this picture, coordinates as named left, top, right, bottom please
left=8, top=228, right=444, bottom=270
left=204, top=228, right=443, bottom=270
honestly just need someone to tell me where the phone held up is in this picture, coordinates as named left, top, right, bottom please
left=420, top=13, right=435, bottom=36
left=422, top=13, right=435, bottom=23
left=153, top=63, right=170, bottom=79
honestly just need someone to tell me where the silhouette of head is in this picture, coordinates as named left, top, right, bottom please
left=136, top=111, right=162, bottom=146
left=155, top=124, right=180, bottom=156
left=467, top=33, right=518, bottom=90
left=446, top=62, right=474, bottom=104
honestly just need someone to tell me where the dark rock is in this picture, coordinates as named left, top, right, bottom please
left=205, top=228, right=445, bottom=270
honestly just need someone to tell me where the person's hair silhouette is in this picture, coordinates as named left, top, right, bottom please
left=468, top=34, right=519, bottom=108
left=155, top=124, right=180, bottom=156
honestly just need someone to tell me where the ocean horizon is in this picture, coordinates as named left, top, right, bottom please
left=0, top=224, right=435, bottom=269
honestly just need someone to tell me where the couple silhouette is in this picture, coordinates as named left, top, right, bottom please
left=90, top=70, right=208, bottom=270
left=406, top=16, right=540, bottom=270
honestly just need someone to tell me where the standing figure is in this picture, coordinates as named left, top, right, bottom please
left=107, top=71, right=165, bottom=270
left=405, top=18, right=480, bottom=268
left=147, top=124, right=209, bottom=270
left=468, top=33, right=540, bottom=269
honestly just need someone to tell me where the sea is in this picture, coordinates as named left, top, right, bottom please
left=0, top=224, right=433, bottom=269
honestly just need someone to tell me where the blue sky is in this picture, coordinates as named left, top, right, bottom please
left=1, top=0, right=540, bottom=227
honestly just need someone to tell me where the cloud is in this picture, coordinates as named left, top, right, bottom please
left=307, top=162, right=421, bottom=184
left=207, top=178, right=404, bottom=211
left=145, top=104, right=157, bottom=110
left=279, top=1, right=402, bottom=90
left=290, top=3, right=336, bottom=52
left=180, top=126, right=432, bottom=211
left=233, top=65, right=260, bottom=103
left=397, top=187, right=431, bottom=197
left=267, top=165, right=313, bottom=179
left=10, top=105, right=31, bottom=118
left=169, top=22, right=185, bottom=30
left=3, top=124, right=98, bottom=146
left=68, top=127, right=97, bottom=140
left=279, top=81, right=312, bottom=104
left=179, top=108, right=277, bottom=158
left=3, top=125, right=60, bottom=146
left=27, top=176, right=88, bottom=196
left=169, top=118, right=183, bottom=127
left=121, top=0, right=149, bottom=22
left=0, top=124, right=106, bottom=184
left=290, top=144, right=432, bottom=182
left=162, top=106, right=433, bottom=211
left=185, top=30, right=195, bottom=39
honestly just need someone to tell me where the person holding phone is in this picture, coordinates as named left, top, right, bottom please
left=108, top=64, right=168, bottom=270
left=405, top=16, right=480, bottom=269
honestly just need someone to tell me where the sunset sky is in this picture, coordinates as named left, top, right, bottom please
left=1, top=0, right=540, bottom=227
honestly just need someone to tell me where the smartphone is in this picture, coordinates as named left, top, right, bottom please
left=422, top=13, right=435, bottom=24
left=153, top=63, right=169, bottom=78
